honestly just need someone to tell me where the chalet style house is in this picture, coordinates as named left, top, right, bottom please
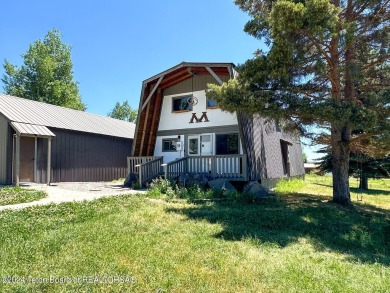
left=129, top=62, right=305, bottom=188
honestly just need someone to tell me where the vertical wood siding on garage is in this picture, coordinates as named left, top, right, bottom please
left=0, top=116, right=13, bottom=184
left=0, top=115, right=9, bottom=184
left=36, top=128, right=132, bottom=183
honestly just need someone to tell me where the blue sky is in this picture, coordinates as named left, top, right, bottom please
left=0, top=0, right=320, bottom=160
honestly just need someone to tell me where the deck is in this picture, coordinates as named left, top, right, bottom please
left=127, top=155, right=248, bottom=187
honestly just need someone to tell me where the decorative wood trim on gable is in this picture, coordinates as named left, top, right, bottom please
left=132, top=62, right=235, bottom=157
left=206, top=67, right=223, bottom=85
left=141, top=75, right=164, bottom=112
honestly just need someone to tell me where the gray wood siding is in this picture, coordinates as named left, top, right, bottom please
left=36, top=128, right=132, bottom=183
left=237, top=112, right=267, bottom=181
left=262, top=121, right=304, bottom=179
left=238, top=113, right=305, bottom=181
left=0, top=115, right=13, bottom=184
left=163, top=74, right=230, bottom=96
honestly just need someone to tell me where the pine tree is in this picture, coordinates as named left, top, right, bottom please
left=207, top=0, right=390, bottom=205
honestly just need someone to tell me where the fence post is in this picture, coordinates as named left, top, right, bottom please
left=242, top=155, right=248, bottom=181
left=135, top=164, right=142, bottom=187
left=184, top=157, right=188, bottom=174
left=211, top=156, right=217, bottom=179
left=162, top=164, right=168, bottom=179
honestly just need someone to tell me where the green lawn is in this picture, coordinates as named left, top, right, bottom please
left=0, top=186, right=47, bottom=206
left=0, top=175, right=389, bottom=292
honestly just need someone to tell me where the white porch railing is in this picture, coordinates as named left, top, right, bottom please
left=128, top=156, right=163, bottom=187
left=127, top=156, right=160, bottom=174
left=128, top=154, right=248, bottom=187
left=163, top=155, right=248, bottom=181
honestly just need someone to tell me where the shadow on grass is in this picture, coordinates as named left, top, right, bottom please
left=351, top=188, right=390, bottom=196
left=166, top=193, right=390, bottom=266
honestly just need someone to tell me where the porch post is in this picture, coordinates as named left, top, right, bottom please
left=15, top=134, right=20, bottom=186
left=34, top=136, right=37, bottom=182
left=47, top=138, right=52, bottom=185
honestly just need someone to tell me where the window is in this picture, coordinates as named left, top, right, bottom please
left=216, top=133, right=239, bottom=155
left=162, top=138, right=178, bottom=152
left=172, top=95, right=193, bottom=112
left=207, top=97, right=218, bottom=108
left=188, top=137, right=199, bottom=155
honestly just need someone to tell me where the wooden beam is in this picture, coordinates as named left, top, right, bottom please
left=160, top=73, right=192, bottom=89
left=159, top=70, right=191, bottom=86
left=206, top=67, right=223, bottom=85
left=141, top=75, right=164, bottom=112
left=146, top=89, right=163, bottom=155
left=140, top=100, right=151, bottom=155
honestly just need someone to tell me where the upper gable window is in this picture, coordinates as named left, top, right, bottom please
left=172, top=95, right=193, bottom=112
left=207, top=97, right=218, bottom=109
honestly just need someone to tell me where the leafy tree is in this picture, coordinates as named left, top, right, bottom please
left=108, top=100, right=137, bottom=122
left=2, top=29, right=86, bottom=111
left=207, top=0, right=390, bottom=205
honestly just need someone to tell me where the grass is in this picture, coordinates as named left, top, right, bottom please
left=0, top=175, right=389, bottom=292
left=0, top=186, right=47, bottom=206
left=301, top=174, right=390, bottom=209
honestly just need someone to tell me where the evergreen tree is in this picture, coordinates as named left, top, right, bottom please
left=207, top=0, right=390, bottom=205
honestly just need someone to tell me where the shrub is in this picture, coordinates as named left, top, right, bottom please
left=146, top=178, right=243, bottom=201
left=147, top=178, right=175, bottom=198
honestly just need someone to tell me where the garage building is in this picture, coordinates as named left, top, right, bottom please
left=0, top=94, right=134, bottom=185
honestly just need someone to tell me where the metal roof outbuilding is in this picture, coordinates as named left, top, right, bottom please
left=0, top=94, right=135, bottom=139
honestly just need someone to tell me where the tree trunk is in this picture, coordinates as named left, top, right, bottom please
left=331, top=124, right=352, bottom=205
left=359, top=173, right=369, bottom=190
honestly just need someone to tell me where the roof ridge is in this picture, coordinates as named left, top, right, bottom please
left=0, top=93, right=133, bottom=125
left=0, top=94, right=135, bottom=139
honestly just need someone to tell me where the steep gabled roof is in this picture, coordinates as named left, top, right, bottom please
left=0, top=94, right=135, bottom=139
left=132, top=62, right=236, bottom=156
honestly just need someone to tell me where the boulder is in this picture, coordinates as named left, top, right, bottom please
left=177, top=173, right=195, bottom=187
left=193, top=173, right=210, bottom=188
left=123, top=173, right=138, bottom=188
left=207, top=179, right=236, bottom=192
left=177, top=173, right=210, bottom=188
left=243, top=181, right=270, bottom=200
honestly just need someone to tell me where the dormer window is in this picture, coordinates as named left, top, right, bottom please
left=172, top=95, right=193, bottom=112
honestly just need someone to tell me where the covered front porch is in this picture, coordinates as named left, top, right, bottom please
left=127, top=154, right=248, bottom=187
left=11, top=122, right=55, bottom=186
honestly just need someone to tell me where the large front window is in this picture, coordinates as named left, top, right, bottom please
left=216, top=133, right=239, bottom=155
left=172, top=95, right=193, bottom=112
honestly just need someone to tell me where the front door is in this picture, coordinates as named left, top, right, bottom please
left=200, top=134, right=212, bottom=155
left=187, top=134, right=212, bottom=156
left=19, top=137, right=35, bottom=182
